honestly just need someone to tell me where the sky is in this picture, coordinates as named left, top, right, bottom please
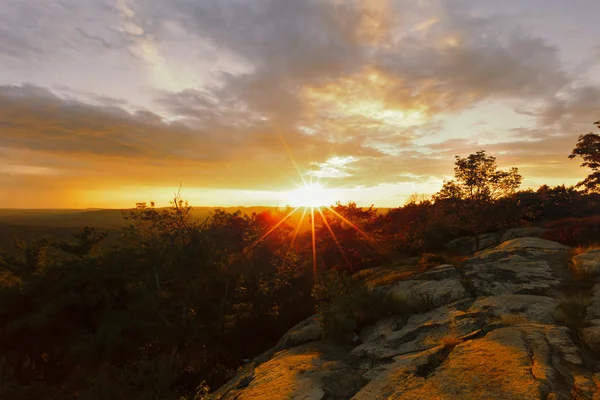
left=0, top=0, right=599, bottom=208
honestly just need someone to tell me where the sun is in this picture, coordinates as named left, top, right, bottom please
left=244, top=125, right=371, bottom=279
left=287, top=182, right=336, bottom=208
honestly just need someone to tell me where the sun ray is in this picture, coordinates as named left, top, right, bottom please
left=290, top=206, right=308, bottom=247
left=242, top=123, right=375, bottom=279
left=310, top=206, right=317, bottom=279
left=316, top=206, right=351, bottom=268
left=246, top=206, right=301, bottom=252
left=325, top=206, right=370, bottom=239
left=275, top=125, right=308, bottom=187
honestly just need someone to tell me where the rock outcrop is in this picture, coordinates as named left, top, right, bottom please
left=444, top=233, right=501, bottom=255
left=212, top=238, right=600, bottom=400
left=444, top=227, right=550, bottom=256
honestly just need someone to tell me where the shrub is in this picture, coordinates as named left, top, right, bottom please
left=542, top=216, right=600, bottom=247
left=312, top=270, right=376, bottom=342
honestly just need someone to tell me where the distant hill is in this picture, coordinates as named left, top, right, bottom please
left=0, top=207, right=286, bottom=229
left=0, top=206, right=390, bottom=253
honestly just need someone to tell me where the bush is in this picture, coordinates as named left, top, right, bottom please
left=312, top=270, right=387, bottom=342
left=542, top=216, right=600, bottom=247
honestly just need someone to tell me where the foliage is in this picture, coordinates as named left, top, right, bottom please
left=0, top=198, right=313, bottom=399
left=542, top=216, right=600, bottom=247
left=440, top=151, right=522, bottom=202
left=313, top=202, right=385, bottom=272
left=569, top=120, right=600, bottom=192
left=434, top=151, right=523, bottom=250
left=311, top=270, right=385, bottom=342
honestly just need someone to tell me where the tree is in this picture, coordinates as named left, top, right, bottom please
left=569, top=120, right=600, bottom=192
left=51, top=226, right=108, bottom=258
left=434, top=150, right=523, bottom=250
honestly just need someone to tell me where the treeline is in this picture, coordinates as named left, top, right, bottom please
left=1, top=121, right=599, bottom=399
left=2, top=185, right=600, bottom=399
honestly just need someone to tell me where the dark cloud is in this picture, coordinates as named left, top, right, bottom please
left=516, top=84, right=600, bottom=130
left=0, top=84, right=214, bottom=159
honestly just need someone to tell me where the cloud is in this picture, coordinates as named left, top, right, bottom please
left=0, top=0, right=598, bottom=206
left=0, top=84, right=210, bottom=159
left=150, top=0, right=571, bottom=148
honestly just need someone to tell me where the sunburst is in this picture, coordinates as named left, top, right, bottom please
left=246, top=128, right=371, bottom=278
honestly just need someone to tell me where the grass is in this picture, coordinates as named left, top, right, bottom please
left=566, top=247, right=597, bottom=291
left=422, top=313, right=463, bottom=350
left=571, top=244, right=600, bottom=258
left=423, top=330, right=463, bottom=350
left=353, top=268, right=375, bottom=281
left=495, top=314, right=531, bottom=325
left=553, top=293, right=592, bottom=334
left=417, top=253, right=468, bottom=272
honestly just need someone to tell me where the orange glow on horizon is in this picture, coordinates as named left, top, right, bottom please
left=246, top=128, right=373, bottom=278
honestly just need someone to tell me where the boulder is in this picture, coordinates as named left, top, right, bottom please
left=586, top=284, right=600, bottom=326
left=582, top=326, right=600, bottom=353
left=501, top=227, right=549, bottom=243
left=386, top=274, right=470, bottom=310
left=275, top=315, right=322, bottom=351
left=445, top=233, right=502, bottom=255
left=468, top=294, right=558, bottom=324
left=463, top=238, right=569, bottom=296
left=492, top=237, right=570, bottom=252
left=572, top=249, right=600, bottom=280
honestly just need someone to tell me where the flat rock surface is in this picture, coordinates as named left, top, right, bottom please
left=463, top=237, right=570, bottom=297
left=468, top=294, right=558, bottom=324
left=354, top=325, right=581, bottom=400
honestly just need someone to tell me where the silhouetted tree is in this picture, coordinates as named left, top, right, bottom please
left=434, top=150, right=523, bottom=250
left=569, top=120, right=600, bottom=192
left=51, top=226, right=108, bottom=258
